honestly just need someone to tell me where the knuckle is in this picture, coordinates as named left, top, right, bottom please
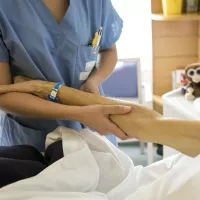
left=115, top=105, right=121, bottom=110
left=115, top=105, right=123, bottom=112
left=122, top=135, right=128, bottom=140
left=99, top=132, right=104, bottom=135
left=99, top=129, right=107, bottom=135
left=119, top=135, right=126, bottom=141
left=101, top=107, right=107, bottom=114
left=102, top=106, right=106, bottom=111
left=117, top=132, right=127, bottom=140
left=119, top=137, right=124, bottom=141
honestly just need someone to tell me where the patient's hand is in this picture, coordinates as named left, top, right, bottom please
left=14, top=76, right=32, bottom=84
left=110, top=103, right=161, bottom=141
left=13, top=76, right=54, bottom=99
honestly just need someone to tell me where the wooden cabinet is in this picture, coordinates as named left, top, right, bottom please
left=151, top=0, right=200, bottom=114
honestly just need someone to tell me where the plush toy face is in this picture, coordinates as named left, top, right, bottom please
left=185, top=63, right=200, bottom=83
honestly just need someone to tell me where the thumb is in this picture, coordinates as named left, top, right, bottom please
left=105, top=105, right=131, bottom=115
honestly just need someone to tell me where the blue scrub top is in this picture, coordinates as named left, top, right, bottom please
left=0, top=0, right=123, bottom=151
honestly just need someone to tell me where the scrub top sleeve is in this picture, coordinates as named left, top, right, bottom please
left=100, top=0, right=123, bottom=51
left=0, top=32, right=9, bottom=63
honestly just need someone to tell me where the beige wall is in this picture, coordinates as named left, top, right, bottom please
left=153, top=21, right=198, bottom=95
left=151, top=0, right=199, bottom=113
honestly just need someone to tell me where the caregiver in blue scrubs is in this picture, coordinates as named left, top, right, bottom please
left=0, top=0, right=129, bottom=151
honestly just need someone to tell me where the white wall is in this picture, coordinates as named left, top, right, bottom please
left=112, top=0, right=153, bottom=93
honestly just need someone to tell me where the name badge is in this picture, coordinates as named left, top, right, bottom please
left=85, top=61, right=96, bottom=71
left=79, top=71, right=91, bottom=81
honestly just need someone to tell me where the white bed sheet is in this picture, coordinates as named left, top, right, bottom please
left=0, top=127, right=200, bottom=200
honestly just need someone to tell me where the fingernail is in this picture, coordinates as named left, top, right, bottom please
left=123, top=106, right=131, bottom=112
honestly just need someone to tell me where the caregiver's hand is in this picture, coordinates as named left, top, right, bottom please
left=80, top=105, right=131, bottom=140
left=80, top=80, right=100, bottom=95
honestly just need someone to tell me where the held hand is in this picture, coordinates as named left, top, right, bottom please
left=80, top=80, right=100, bottom=95
left=79, top=105, right=131, bottom=140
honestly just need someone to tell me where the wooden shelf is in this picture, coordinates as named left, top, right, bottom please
left=151, top=13, right=200, bottom=21
left=153, top=95, right=162, bottom=106
left=153, top=95, right=163, bottom=115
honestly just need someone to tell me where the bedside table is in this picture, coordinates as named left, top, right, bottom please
left=162, top=89, right=200, bottom=158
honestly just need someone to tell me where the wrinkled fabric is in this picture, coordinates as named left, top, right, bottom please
left=1, top=127, right=200, bottom=200
left=0, top=0, right=123, bottom=150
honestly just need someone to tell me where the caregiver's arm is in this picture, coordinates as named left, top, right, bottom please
left=0, top=63, right=131, bottom=139
left=80, top=45, right=117, bottom=95
left=0, top=63, right=84, bottom=120
left=2, top=76, right=200, bottom=157
left=88, top=45, right=117, bottom=85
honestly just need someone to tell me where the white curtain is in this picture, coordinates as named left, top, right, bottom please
left=111, top=0, right=152, bottom=70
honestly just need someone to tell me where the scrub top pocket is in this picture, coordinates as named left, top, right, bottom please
left=74, top=45, right=99, bottom=89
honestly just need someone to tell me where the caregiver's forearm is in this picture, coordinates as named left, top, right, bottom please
left=2, top=79, right=200, bottom=157
left=0, top=92, right=82, bottom=121
left=0, top=78, right=160, bottom=137
left=87, top=45, right=117, bottom=85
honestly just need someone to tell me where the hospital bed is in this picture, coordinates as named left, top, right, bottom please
left=1, top=127, right=199, bottom=200
left=101, top=58, right=154, bottom=165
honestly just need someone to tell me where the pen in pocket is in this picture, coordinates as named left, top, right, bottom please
left=96, top=27, right=103, bottom=47
left=92, top=32, right=98, bottom=47
left=90, top=27, right=103, bottom=48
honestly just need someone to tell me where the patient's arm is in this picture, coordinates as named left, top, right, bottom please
left=1, top=76, right=200, bottom=157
